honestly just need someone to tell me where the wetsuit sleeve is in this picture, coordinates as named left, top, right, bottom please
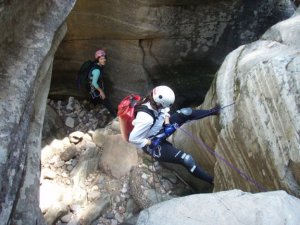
left=129, top=111, right=154, bottom=148
left=91, top=68, right=101, bottom=89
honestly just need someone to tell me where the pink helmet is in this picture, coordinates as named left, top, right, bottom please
left=95, top=49, right=106, bottom=59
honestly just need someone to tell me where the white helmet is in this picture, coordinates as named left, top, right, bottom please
left=152, top=85, right=175, bottom=108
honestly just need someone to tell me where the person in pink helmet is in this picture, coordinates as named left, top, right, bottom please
left=88, top=49, right=117, bottom=117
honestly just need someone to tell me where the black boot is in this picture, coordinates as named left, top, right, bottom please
left=193, top=166, right=214, bottom=185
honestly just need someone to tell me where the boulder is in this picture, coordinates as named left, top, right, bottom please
left=136, top=189, right=300, bottom=225
left=98, top=134, right=139, bottom=178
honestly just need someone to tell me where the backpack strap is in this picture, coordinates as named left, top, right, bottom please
left=135, top=105, right=157, bottom=128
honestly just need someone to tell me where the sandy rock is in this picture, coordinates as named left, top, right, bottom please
left=41, top=168, right=57, bottom=180
left=99, top=134, right=139, bottom=178
left=60, top=143, right=77, bottom=161
left=78, top=194, right=111, bottom=225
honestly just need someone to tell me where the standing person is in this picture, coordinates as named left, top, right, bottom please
left=129, top=85, right=220, bottom=184
left=89, top=49, right=117, bottom=117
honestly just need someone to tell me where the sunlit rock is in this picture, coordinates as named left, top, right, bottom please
left=136, top=190, right=300, bottom=225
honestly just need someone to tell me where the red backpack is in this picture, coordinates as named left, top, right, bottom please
left=117, top=94, right=156, bottom=142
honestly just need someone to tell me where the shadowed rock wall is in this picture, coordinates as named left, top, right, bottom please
left=0, top=1, right=75, bottom=224
left=51, top=0, right=295, bottom=107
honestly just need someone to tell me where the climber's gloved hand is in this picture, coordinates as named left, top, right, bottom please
left=149, top=137, right=161, bottom=149
left=164, top=123, right=176, bottom=137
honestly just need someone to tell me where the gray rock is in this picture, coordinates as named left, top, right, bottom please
left=61, top=213, right=73, bottom=223
left=66, top=96, right=75, bottom=111
left=137, top=190, right=300, bottom=225
left=65, top=117, right=75, bottom=128
left=78, top=194, right=111, bottom=225
left=42, top=105, right=67, bottom=145
left=60, top=143, right=77, bottom=161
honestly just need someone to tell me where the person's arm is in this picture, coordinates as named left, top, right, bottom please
left=91, top=69, right=105, bottom=99
left=129, top=112, right=154, bottom=148
left=162, top=107, right=170, bottom=125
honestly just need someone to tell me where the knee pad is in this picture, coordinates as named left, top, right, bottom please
left=177, top=107, right=192, bottom=115
left=182, top=153, right=196, bottom=172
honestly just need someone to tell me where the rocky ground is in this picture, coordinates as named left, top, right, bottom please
left=41, top=97, right=195, bottom=225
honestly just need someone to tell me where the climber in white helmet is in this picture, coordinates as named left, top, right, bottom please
left=129, top=85, right=220, bottom=184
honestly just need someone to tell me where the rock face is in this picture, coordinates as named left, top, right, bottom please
left=0, top=1, right=299, bottom=224
left=51, top=0, right=295, bottom=107
left=174, top=9, right=300, bottom=196
left=136, top=189, right=300, bottom=225
left=0, top=1, right=76, bottom=225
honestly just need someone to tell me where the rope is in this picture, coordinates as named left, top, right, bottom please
left=178, top=103, right=268, bottom=192
left=179, top=127, right=268, bottom=191
left=150, top=149, right=162, bottom=203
